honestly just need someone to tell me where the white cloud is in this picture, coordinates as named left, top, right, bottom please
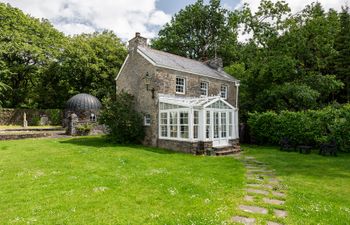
left=2, top=0, right=172, bottom=40
left=235, top=0, right=345, bottom=13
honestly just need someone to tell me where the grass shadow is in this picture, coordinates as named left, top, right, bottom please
left=59, top=136, right=176, bottom=155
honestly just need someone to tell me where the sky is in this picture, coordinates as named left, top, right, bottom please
left=1, top=0, right=346, bottom=41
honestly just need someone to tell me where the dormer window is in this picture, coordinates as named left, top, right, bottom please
left=220, top=85, right=228, bottom=99
left=176, top=77, right=185, bottom=94
left=200, top=81, right=209, bottom=96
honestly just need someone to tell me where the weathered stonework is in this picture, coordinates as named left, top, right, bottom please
left=0, top=108, right=63, bottom=126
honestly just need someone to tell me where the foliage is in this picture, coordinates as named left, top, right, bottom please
left=36, top=31, right=127, bottom=108
left=0, top=137, right=244, bottom=224
left=0, top=3, right=127, bottom=109
left=29, top=115, right=40, bottom=126
left=248, top=104, right=350, bottom=151
left=333, top=6, right=350, bottom=103
left=75, top=123, right=93, bottom=136
left=48, top=109, right=62, bottom=125
left=152, top=0, right=238, bottom=64
left=99, top=92, right=145, bottom=144
left=227, top=1, right=344, bottom=115
left=0, top=3, right=66, bottom=108
left=244, top=146, right=350, bottom=224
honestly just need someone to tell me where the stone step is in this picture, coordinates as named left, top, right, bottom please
left=239, top=205, right=268, bottom=214
left=263, top=198, right=285, bottom=205
left=274, top=209, right=288, bottom=218
left=245, top=188, right=269, bottom=196
left=215, top=148, right=240, bottom=156
left=232, top=216, right=256, bottom=225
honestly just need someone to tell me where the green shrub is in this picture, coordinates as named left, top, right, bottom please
left=99, top=92, right=145, bottom=144
left=48, top=109, right=62, bottom=125
left=30, top=115, right=40, bottom=126
left=248, top=104, right=350, bottom=152
left=75, top=124, right=93, bottom=136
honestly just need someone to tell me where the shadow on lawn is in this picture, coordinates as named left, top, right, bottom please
left=244, top=145, right=350, bottom=179
left=59, top=136, right=175, bottom=155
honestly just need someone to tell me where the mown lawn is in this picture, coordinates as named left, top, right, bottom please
left=243, top=145, right=350, bottom=225
left=0, top=137, right=244, bottom=225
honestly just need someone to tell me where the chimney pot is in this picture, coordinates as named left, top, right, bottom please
left=135, top=32, right=140, bottom=37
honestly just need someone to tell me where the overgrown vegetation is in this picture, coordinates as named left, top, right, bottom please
left=99, top=92, right=145, bottom=144
left=248, top=104, right=350, bottom=151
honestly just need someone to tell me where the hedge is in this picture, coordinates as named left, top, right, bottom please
left=247, top=104, right=350, bottom=152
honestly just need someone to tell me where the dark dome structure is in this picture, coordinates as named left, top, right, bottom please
left=66, top=93, right=102, bottom=111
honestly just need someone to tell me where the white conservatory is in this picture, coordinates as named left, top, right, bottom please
left=158, top=94, right=239, bottom=148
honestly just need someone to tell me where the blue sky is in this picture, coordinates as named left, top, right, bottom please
left=156, top=0, right=240, bottom=14
left=1, top=0, right=345, bottom=40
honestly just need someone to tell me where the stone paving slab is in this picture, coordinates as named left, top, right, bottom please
left=244, top=195, right=254, bottom=202
left=263, top=198, right=285, bottom=205
left=239, top=205, right=268, bottom=214
left=272, top=191, right=286, bottom=198
left=267, top=221, right=283, bottom=225
left=246, top=188, right=269, bottom=195
left=232, top=216, right=256, bottom=225
left=274, top=209, right=288, bottom=218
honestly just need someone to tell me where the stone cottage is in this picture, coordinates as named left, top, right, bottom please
left=116, top=32, right=240, bottom=154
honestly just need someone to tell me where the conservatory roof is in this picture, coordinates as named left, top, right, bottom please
left=158, top=94, right=235, bottom=109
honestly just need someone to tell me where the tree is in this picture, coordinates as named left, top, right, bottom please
left=152, top=0, right=238, bottom=64
left=334, top=6, right=350, bottom=103
left=227, top=1, right=343, bottom=116
left=99, top=92, right=145, bottom=144
left=0, top=3, right=66, bottom=108
left=35, top=31, right=127, bottom=109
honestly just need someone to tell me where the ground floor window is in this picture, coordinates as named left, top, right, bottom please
left=160, top=110, right=190, bottom=139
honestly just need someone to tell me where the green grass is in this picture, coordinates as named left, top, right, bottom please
left=0, top=137, right=244, bottom=225
left=243, top=145, right=350, bottom=225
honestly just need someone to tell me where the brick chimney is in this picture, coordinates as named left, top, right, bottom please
left=128, top=32, right=147, bottom=52
left=206, top=57, right=223, bottom=71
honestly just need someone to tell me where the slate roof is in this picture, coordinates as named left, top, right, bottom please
left=66, top=93, right=102, bottom=111
left=137, top=46, right=238, bottom=83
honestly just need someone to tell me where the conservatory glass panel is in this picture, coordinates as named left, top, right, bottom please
left=214, top=112, right=219, bottom=138
left=179, top=112, right=189, bottom=138
left=160, top=112, right=168, bottom=137
left=221, top=112, right=227, bottom=138
left=170, top=112, right=178, bottom=138
left=193, top=111, right=199, bottom=139
left=228, top=112, right=233, bottom=137
left=206, top=111, right=211, bottom=139
left=206, top=100, right=231, bottom=109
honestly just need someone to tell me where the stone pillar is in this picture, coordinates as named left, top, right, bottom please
left=23, top=112, right=28, bottom=128
left=67, top=113, right=78, bottom=135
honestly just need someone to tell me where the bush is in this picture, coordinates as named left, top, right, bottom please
left=99, top=92, right=145, bottom=144
left=75, top=124, right=93, bottom=136
left=48, top=109, right=62, bottom=125
left=248, top=104, right=350, bottom=152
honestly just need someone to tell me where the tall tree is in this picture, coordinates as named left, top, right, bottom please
left=36, top=31, right=127, bottom=108
left=334, top=6, right=350, bottom=103
left=0, top=3, right=66, bottom=108
left=152, top=0, right=238, bottom=64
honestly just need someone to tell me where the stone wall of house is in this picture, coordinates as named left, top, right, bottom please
left=0, top=108, right=63, bottom=126
left=154, top=67, right=238, bottom=107
left=116, top=48, right=158, bottom=147
left=157, top=139, right=214, bottom=154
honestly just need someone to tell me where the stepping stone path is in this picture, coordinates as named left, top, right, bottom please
left=232, top=156, right=288, bottom=225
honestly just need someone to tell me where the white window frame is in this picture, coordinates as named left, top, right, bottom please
left=175, top=77, right=186, bottom=94
left=220, top=85, right=228, bottom=99
left=200, top=81, right=209, bottom=96
left=144, top=114, right=151, bottom=126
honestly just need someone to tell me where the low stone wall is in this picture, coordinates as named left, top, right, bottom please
left=0, top=133, right=52, bottom=141
left=0, top=108, right=63, bottom=126
left=157, top=139, right=213, bottom=154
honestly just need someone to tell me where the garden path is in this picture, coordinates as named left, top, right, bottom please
left=232, top=155, right=288, bottom=225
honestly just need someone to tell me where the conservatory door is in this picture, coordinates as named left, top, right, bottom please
left=212, top=111, right=229, bottom=147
